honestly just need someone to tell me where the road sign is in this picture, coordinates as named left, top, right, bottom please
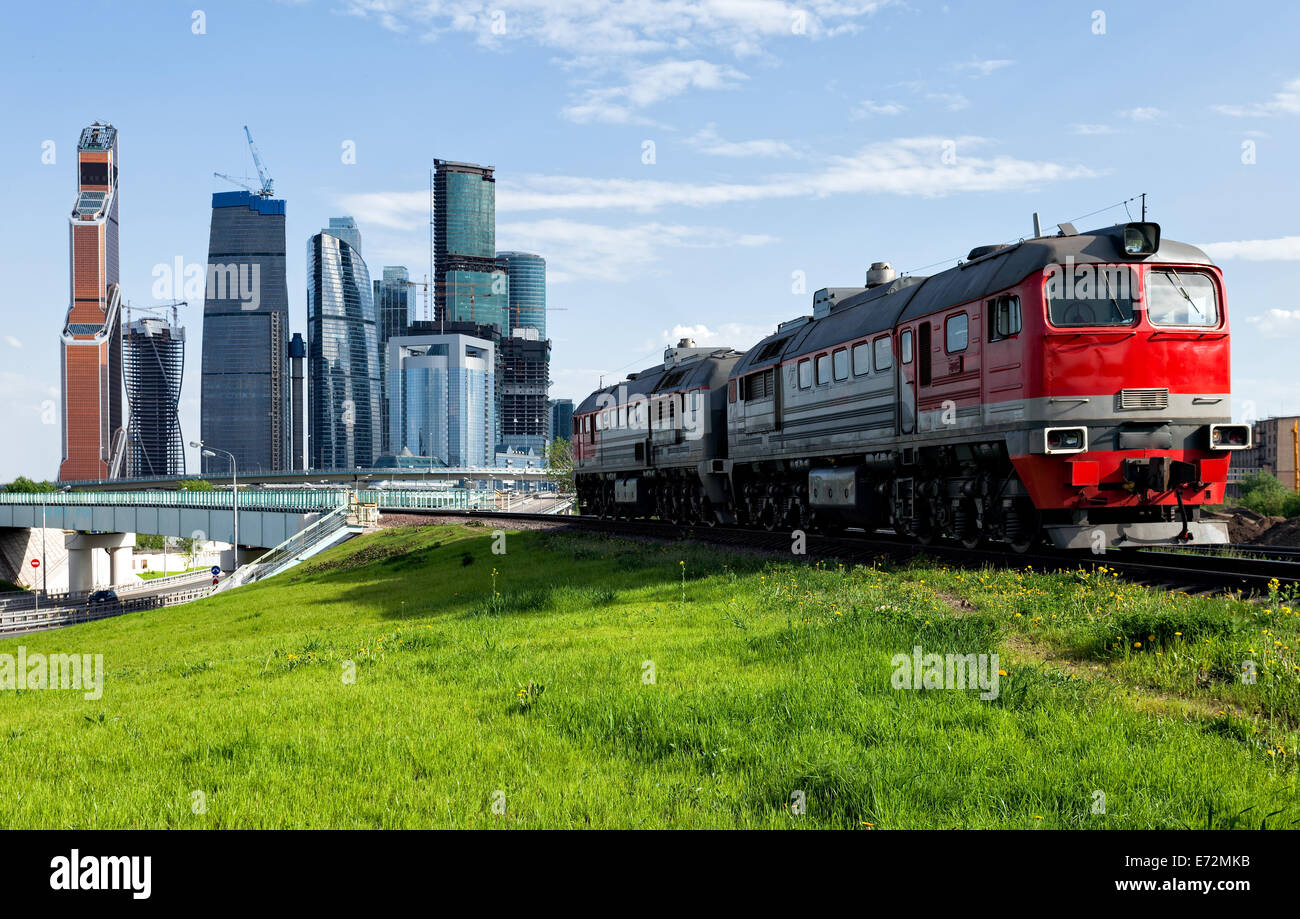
left=210, top=566, right=221, bottom=576
left=30, top=559, right=40, bottom=569
left=211, top=577, right=219, bottom=586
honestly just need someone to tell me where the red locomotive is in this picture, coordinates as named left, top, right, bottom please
left=575, top=222, right=1250, bottom=551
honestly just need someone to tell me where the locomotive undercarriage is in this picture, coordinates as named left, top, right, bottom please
left=731, top=442, right=1045, bottom=552
left=577, top=439, right=1218, bottom=551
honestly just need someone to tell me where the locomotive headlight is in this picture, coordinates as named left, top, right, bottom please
left=1209, top=423, right=1252, bottom=450
left=1044, top=426, right=1088, bottom=454
left=1122, top=222, right=1160, bottom=255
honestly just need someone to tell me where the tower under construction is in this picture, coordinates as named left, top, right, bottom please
left=123, top=315, right=186, bottom=477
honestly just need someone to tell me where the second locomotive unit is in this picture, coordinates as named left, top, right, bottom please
left=574, top=221, right=1250, bottom=552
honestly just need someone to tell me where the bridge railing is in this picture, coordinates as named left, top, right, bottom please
left=221, top=505, right=355, bottom=591
left=0, top=489, right=351, bottom=513
left=359, top=489, right=501, bottom=511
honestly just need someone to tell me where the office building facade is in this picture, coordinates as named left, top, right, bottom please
left=550, top=399, right=574, bottom=445
left=307, top=223, right=379, bottom=469
left=199, top=190, right=291, bottom=474
left=388, top=332, right=495, bottom=468
left=59, top=122, right=123, bottom=481
left=374, top=266, right=411, bottom=453
left=123, top=316, right=186, bottom=476
left=498, top=251, right=546, bottom=338
left=433, top=159, right=508, bottom=332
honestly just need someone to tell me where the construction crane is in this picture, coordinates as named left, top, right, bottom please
left=243, top=125, right=274, bottom=197
left=213, top=126, right=275, bottom=197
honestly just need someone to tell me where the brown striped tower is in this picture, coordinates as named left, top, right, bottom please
left=59, top=122, right=123, bottom=482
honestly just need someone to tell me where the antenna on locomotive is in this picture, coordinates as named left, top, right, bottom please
left=1032, top=212, right=1043, bottom=238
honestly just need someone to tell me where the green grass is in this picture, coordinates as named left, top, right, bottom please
left=1, top=523, right=1297, bottom=829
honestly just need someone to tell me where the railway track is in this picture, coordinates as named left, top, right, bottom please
left=382, top=507, right=1300, bottom=597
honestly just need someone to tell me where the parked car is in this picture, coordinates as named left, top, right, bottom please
left=88, top=589, right=119, bottom=607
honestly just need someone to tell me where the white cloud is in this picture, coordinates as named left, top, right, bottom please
left=339, top=137, right=1097, bottom=227
left=687, top=123, right=800, bottom=158
left=497, top=218, right=777, bottom=283
left=666, top=322, right=774, bottom=351
left=344, top=1, right=888, bottom=119
left=1070, top=123, right=1117, bottom=135
left=927, top=91, right=969, bottom=111
left=1200, top=236, right=1300, bottom=261
left=1244, top=309, right=1300, bottom=333
left=562, top=59, right=746, bottom=124
left=957, top=57, right=1013, bottom=78
left=1213, top=77, right=1300, bottom=117
left=1120, top=107, right=1165, bottom=121
left=852, top=99, right=906, bottom=117
left=3, top=336, right=21, bottom=349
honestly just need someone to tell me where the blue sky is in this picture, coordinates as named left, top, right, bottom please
left=1, top=0, right=1297, bottom=480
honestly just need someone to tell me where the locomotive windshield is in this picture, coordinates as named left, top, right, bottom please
left=1145, top=268, right=1219, bottom=328
left=1045, top=264, right=1136, bottom=327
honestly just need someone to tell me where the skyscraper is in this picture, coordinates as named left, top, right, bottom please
left=374, top=266, right=411, bottom=453
left=550, top=399, right=574, bottom=445
left=433, top=159, right=508, bottom=332
left=123, top=316, right=186, bottom=476
left=499, top=330, right=551, bottom=455
left=59, top=122, right=123, bottom=482
left=199, top=190, right=290, bottom=474
left=498, top=251, right=547, bottom=338
left=497, top=252, right=550, bottom=454
left=289, top=332, right=306, bottom=471
left=388, top=332, right=496, bottom=468
left=308, top=221, right=379, bottom=469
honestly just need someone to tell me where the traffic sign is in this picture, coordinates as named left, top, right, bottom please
left=30, top=559, right=40, bottom=569
left=210, top=566, right=221, bottom=576
left=211, top=577, right=219, bottom=586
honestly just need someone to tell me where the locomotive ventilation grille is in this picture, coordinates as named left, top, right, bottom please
left=1117, top=387, right=1170, bottom=410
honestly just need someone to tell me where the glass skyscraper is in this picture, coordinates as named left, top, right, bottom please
left=307, top=221, right=379, bottom=469
left=374, top=266, right=411, bottom=453
left=388, top=332, right=496, bottom=468
left=199, top=190, right=291, bottom=475
left=498, top=251, right=546, bottom=338
left=434, top=159, right=508, bottom=333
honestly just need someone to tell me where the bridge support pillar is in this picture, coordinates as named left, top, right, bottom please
left=64, top=532, right=136, bottom=589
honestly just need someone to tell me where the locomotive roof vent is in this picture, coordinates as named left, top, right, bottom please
left=966, top=244, right=1011, bottom=261
left=866, top=262, right=896, bottom=288
left=663, top=337, right=718, bottom=369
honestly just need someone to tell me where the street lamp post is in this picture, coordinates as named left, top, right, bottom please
left=190, top=441, right=238, bottom=571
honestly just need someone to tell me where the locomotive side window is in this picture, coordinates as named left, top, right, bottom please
left=798, top=359, right=813, bottom=389
left=742, top=368, right=774, bottom=400
left=945, top=313, right=968, bottom=352
left=873, top=335, right=892, bottom=371
left=1046, top=264, right=1136, bottom=327
left=1146, top=269, right=1219, bottom=328
left=988, top=296, right=1021, bottom=341
left=832, top=348, right=849, bottom=381
left=816, top=353, right=831, bottom=385
left=900, top=329, right=913, bottom=364
left=852, top=342, right=871, bottom=375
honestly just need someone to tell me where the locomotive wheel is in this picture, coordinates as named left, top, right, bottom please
left=1006, top=500, right=1041, bottom=554
left=700, top=498, right=718, bottom=527
left=958, top=499, right=983, bottom=550
left=760, top=502, right=780, bottom=532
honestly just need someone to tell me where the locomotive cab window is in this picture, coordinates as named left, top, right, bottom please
left=815, top=353, right=831, bottom=385
left=873, top=335, right=892, bottom=371
left=900, top=329, right=913, bottom=364
left=832, top=348, right=849, bottom=381
left=1146, top=269, right=1219, bottom=328
left=945, top=313, right=968, bottom=353
left=798, top=359, right=813, bottom=389
left=1046, top=264, right=1137, bottom=327
left=988, top=296, right=1021, bottom=341
left=852, top=341, right=871, bottom=375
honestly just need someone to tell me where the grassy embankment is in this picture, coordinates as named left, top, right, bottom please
left=0, top=522, right=1297, bottom=828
